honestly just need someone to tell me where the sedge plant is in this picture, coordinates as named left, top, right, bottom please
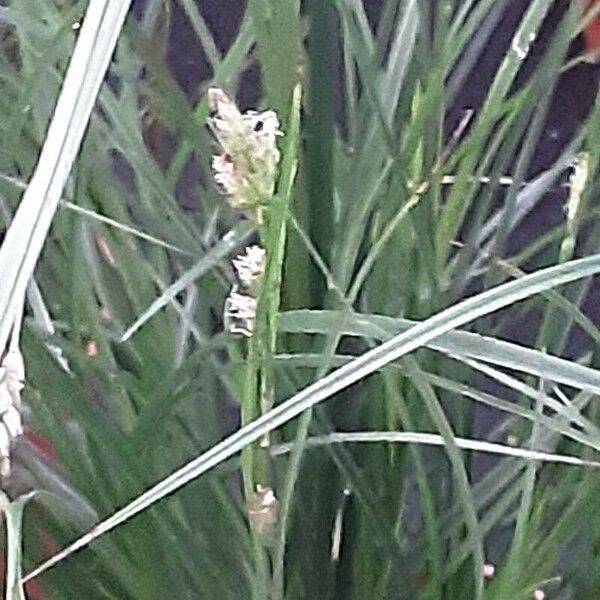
left=0, top=1, right=600, bottom=600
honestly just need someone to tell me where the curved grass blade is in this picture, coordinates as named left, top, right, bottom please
left=378, top=0, right=419, bottom=129
left=275, top=352, right=598, bottom=451
left=407, top=359, right=485, bottom=599
left=5, top=492, right=38, bottom=600
left=278, top=309, right=600, bottom=394
left=271, top=432, right=600, bottom=468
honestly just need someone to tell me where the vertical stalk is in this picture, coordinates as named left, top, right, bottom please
left=238, top=84, right=302, bottom=597
left=306, top=0, right=335, bottom=303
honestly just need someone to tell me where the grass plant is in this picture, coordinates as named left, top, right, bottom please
left=0, top=1, right=600, bottom=599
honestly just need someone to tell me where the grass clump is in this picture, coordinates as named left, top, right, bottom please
left=0, top=1, right=600, bottom=599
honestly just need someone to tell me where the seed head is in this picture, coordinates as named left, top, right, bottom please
left=248, top=484, right=279, bottom=542
left=208, top=87, right=282, bottom=213
left=223, top=288, right=257, bottom=338
left=232, top=245, right=266, bottom=294
left=0, top=347, right=25, bottom=479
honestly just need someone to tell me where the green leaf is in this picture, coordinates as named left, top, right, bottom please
left=271, top=431, right=600, bottom=469
left=278, top=309, right=600, bottom=394
left=5, top=492, right=37, bottom=600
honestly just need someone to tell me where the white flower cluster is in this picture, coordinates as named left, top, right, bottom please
left=232, top=245, right=266, bottom=294
left=0, top=348, right=24, bottom=478
left=224, top=289, right=258, bottom=338
left=208, top=87, right=282, bottom=215
left=224, top=245, right=266, bottom=338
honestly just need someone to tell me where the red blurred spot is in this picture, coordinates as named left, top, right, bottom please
left=584, top=0, right=600, bottom=55
left=85, top=340, right=98, bottom=358
left=24, top=575, right=47, bottom=599
left=94, top=234, right=115, bottom=266
left=23, top=428, right=58, bottom=463
left=37, top=530, right=61, bottom=558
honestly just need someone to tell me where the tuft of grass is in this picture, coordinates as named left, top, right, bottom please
left=0, top=1, right=600, bottom=599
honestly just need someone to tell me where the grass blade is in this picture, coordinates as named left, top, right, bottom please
left=5, top=492, right=37, bottom=600
left=271, top=432, right=600, bottom=469
left=278, top=310, right=600, bottom=394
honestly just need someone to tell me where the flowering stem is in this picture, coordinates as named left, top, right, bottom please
left=238, top=84, right=300, bottom=600
left=211, top=82, right=301, bottom=594
left=241, top=85, right=302, bottom=501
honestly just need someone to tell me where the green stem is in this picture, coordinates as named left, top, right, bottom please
left=239, top=84, right=302, bottom=597
left=306, top=0, right=335, bottom=304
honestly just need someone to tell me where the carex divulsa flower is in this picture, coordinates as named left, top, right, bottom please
left=248, top=484, right=279, bottom=542
left=0, top=346, right=25, bottom=478
left=223, top=245, right=266, bottom=338
left=207, top=87, right=282, bottom=216
left=232, top=245, right=266, bottom=296
left=207, top=88, right=280, bottom=338
left=223, top=289, right=258, bottom=338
